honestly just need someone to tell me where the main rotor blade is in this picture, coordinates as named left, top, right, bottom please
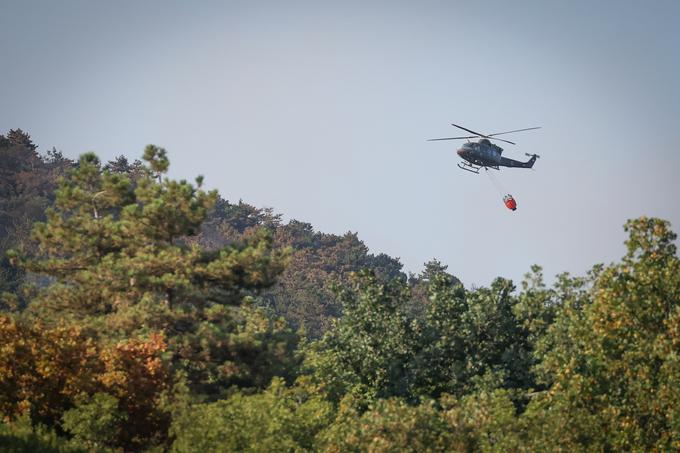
left=487, top=137, right=516, bottom=145
left=487, top=127, right=541, bottom=137
left=427, top=135, right=515, bottom=145
left=451, top=123, right=489, bottom=138
left=427, top=135, right=478, bottom=141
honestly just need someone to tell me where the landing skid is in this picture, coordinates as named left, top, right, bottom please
left=457, top=161, right=498, bottom=174
left=457, top=161, right=482, bottom=174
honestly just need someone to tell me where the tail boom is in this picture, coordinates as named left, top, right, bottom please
left=499, top=153, right=539, bottom=169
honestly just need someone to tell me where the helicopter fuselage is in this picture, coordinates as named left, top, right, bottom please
left=427, top=123, right=541, bottom=174
left=456, top=139, right=538, bottom=173
left=457, top=139, right=502, bottom=167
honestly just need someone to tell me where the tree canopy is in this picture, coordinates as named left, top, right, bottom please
left=0, top=130, right=678, bottom=451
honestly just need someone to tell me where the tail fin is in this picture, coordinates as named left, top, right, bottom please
left=524, top=153, right=540, bottom=168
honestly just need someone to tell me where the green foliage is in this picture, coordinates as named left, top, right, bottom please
left=23, top=150, right=287, bottom=327
left=458, top=278, right=533, bottom=395
left=407, top=259, right=459, bottom=318
left=307, top=268, right=534, bottom=407
left=142, top=144, right=170, bottom=176
left=17, top=148, right=291, bottom=401
left=522, top=216, right=680, bottom=451
left=318, top=390, right=522, bottom=453
left=171, top=378, right=334, bottom=452
left=62, top=393, right=124, bottom=451
left=176, top=301, right=302, bottom=399
left=0, top=416, right=83, bottom=453
left=319, top=398, right=453, bottom=453
left=439, top=390, right=523, bottom=453
left=4, top=144, right=298, bottom=450
left=264, top=225, right=405, bottom=338
left=4, top=130, right=680, bottom=452
left=196, top=204, right=406, bottom=338
left=306, top=271, right=417, bottom=406
left=512, top=265, right=558, bottom=360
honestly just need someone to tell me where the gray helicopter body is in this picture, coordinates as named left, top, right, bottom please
left=429, top=124, right=540, bottom=174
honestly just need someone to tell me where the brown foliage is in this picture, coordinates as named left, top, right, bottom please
left=98, top=333, right=172, bottom=448
left=0, top=315, right=172, bottom=448
left=0, top=315, right=99, bottom=425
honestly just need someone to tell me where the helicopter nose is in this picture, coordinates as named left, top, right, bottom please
left=457, top=148, right=465, bottom=157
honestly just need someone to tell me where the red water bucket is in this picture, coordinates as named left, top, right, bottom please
left=503, top=195, right=517, bottom=211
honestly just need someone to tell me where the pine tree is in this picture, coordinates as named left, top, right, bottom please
left=16, top=147, right=291, bottom=398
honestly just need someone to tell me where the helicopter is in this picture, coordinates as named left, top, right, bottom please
left=428, top=123, right=541, bottom=174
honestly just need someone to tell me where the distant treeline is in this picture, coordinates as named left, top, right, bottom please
left=1, top=130, right=678, bottom=452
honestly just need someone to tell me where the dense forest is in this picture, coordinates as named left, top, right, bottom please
left=1, top=129, right=678, bottom=452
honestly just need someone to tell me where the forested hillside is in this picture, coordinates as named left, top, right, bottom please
left=1, top=130, right=678, bottom=452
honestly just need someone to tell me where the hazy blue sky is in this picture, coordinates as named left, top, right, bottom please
left=2, top=0, right=679, bottom=286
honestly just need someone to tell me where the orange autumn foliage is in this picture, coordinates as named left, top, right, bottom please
left=98, top=333, right=172, bottom=448
left=0, top=315, right=99, bottom=425
left=0, top=315, right=172, bottom=448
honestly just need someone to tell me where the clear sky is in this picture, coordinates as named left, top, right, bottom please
left=2, top=0, right=679, bottom=286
